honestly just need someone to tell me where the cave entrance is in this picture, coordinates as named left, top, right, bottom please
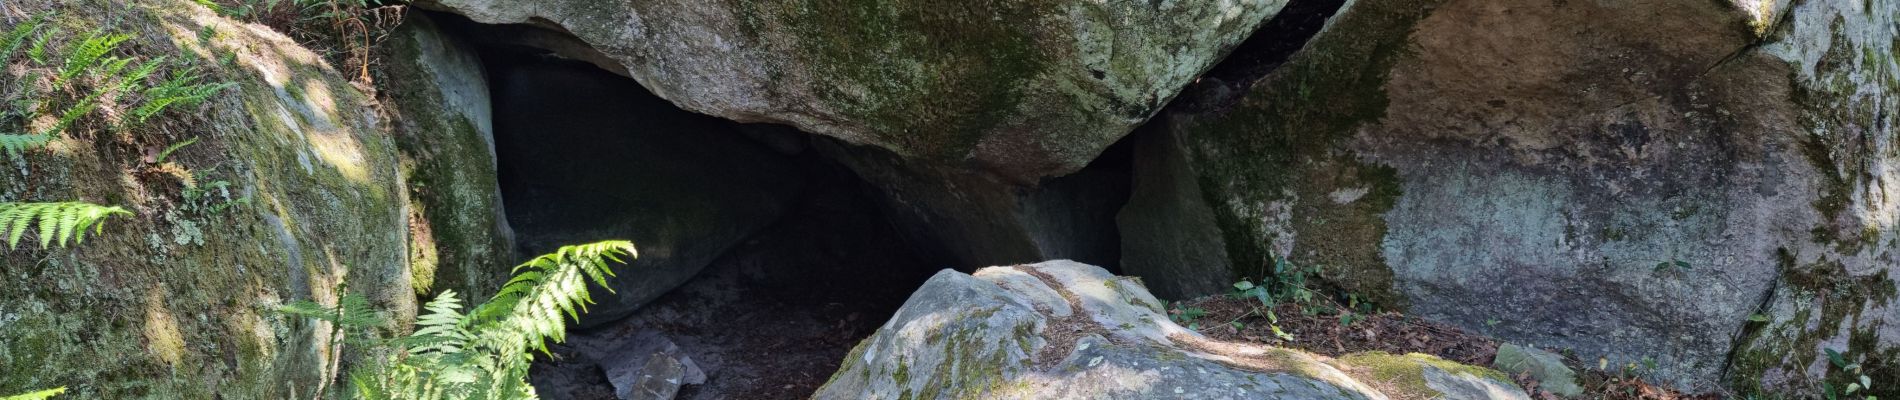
left=455, top=19, right=942, bottom=399
left=426, top=0, right=1348, bottom=392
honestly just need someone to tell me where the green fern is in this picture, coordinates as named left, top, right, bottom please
left=0, top=15, right=46, bottom=62
left=129, top=67, right=233, bottom=125
left=55, top=32, right=130, bottom=83
left=0, top=133, right=53, bottom=157
left=0, top=387, right=65, bottom=400
left=36, top=87, right=106, bottom=137
left=280, top=292, right=384, bottom=332
left=24, top=27, right=55, bottom=65
left=153, top=137, right=199, bottom=164
left=0, top=202, right=133, bottom=249
left=468, top=240, right=631, bottom=355
left=349, top=240, right=636, bottom=400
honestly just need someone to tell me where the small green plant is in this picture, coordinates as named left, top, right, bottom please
left=0, top=201, right=133, bottom=249
left=1823, top=348, right=1877, bottom=400
left=1652, top=259, right=1692, bottom=274
left=0, top=387, right=65, bottom=400
left=1167, top=300, right=1207, bottom=330
left=153, top=137, right=199, bottom=164
left=0, top=15, right=47, bottom=61
left=279, top=240, right=636, bottom=399
left=126, top=66, right=233, bottom=126
left=184, top=180, right=253, bottom=214
left=1209, top=279, right=1295, bottom=341
left=0, top=133, right=53, bottom=157
left=55, top=32, right=131, bottom=84
left=2, top=25, right=232, bottom=160
left=280, top=287, right=384, bottom=399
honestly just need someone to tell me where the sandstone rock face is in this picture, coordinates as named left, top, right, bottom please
left=489, top=56, right=805, bottom=327
left=814, top=261, right=1526, bottom=400
left=416, top=0, right=1284, bottom=180
left=1125, top=0, right=1899, bottom=391
left=380, top=14, right=516, bottom=298
left=0, top=2, right=412, bottom=396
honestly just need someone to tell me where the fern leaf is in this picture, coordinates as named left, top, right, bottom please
left=25, top=28, right=56, bottom=65
left=0, top=14, right=46, bottom=62
left=0, top=387, right=66, bottom=400
left=38, top=89, right=106, bottom=138
left=117, top=56, right=168, bottom=94
left=56, top=32, right=131, bottom=83
left=154, top=137, right=198, bottom=163
left=0, top=202, right=131, bottom=250
left=353, top=240, right=633, bottom=400
left=0, top=133, right=54, bottom=156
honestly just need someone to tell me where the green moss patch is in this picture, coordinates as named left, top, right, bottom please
left=1174, top=0, right=1443, bottom=309
left=1336, top=351, right=1518, bottom=400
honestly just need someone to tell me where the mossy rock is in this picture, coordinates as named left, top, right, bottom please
left=376, top=13, right=514, bottom=298
left=417, top=0, right=1283, bottom=180
left=1334, top=352, right=1525, bottom=400
left=0, top=0, right=412, bottom=397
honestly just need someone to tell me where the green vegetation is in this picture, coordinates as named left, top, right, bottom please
left=1, top=15, right=230, bottom=153
left=1178, top=0, right=1441, bottom=309
left=0, top=202, right=131, bottom=249
left=279, top=240, right=636, bottom=399
left=1823, top=348, right=1878, bottom=400
left=0, top=387, right=66, bottom=400
left=199, top=0, right=398, bottom=81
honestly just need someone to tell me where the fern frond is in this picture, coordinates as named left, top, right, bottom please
left=0, top=15, right=46, bottom=62
left=353, top=240, right=633, bottom=400
left=0, top=202, right=132, bottom=249
left=154, top=137, right=197, bottom=163
left=56, top=32, right=131, bottom=83
left=0, top=133, right=53, bottom=157
left=117, top=56, right=167, bottom=94
left=37, top=87, right=107, bottom=137
left=468, top=240, right=633, bottom=357
left=282, top=293, right=383, bottom=327
left=0, top=387, right=66, bottom=400
left=131, top=70, right=232, bottom=124
left=24, top=28, right=56, bottom=65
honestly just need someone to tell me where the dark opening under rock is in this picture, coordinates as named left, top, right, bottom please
left=487, top=48, right=807, bottom=328
left=529, top=157, right=940, bottom=399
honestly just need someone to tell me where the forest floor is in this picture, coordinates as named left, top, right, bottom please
left=1172, top=295, right=1722, bottom=400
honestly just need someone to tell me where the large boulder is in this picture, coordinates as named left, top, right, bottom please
left=414, top=0, right=1284, bottom=181
left=488, top=55, right=806, bottom=327
left=378, top=13, right=516, bottom=298
left=1, top=1, right=412, bottom=396
left=815, top=260, right=1527, bottom=399
left=1123, top=0, right=1899, bottom=392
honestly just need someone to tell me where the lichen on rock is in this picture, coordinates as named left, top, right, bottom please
left=815, top=261, right=1523, bottom=399
left=414, top=0, right=1285, bottom=181
left=1131, top=0, right=1900, bottom=392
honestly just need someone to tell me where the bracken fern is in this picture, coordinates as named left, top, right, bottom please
left=347, top=240, right=635, bottom=400
left=0, top=202, right=132, bottom=250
